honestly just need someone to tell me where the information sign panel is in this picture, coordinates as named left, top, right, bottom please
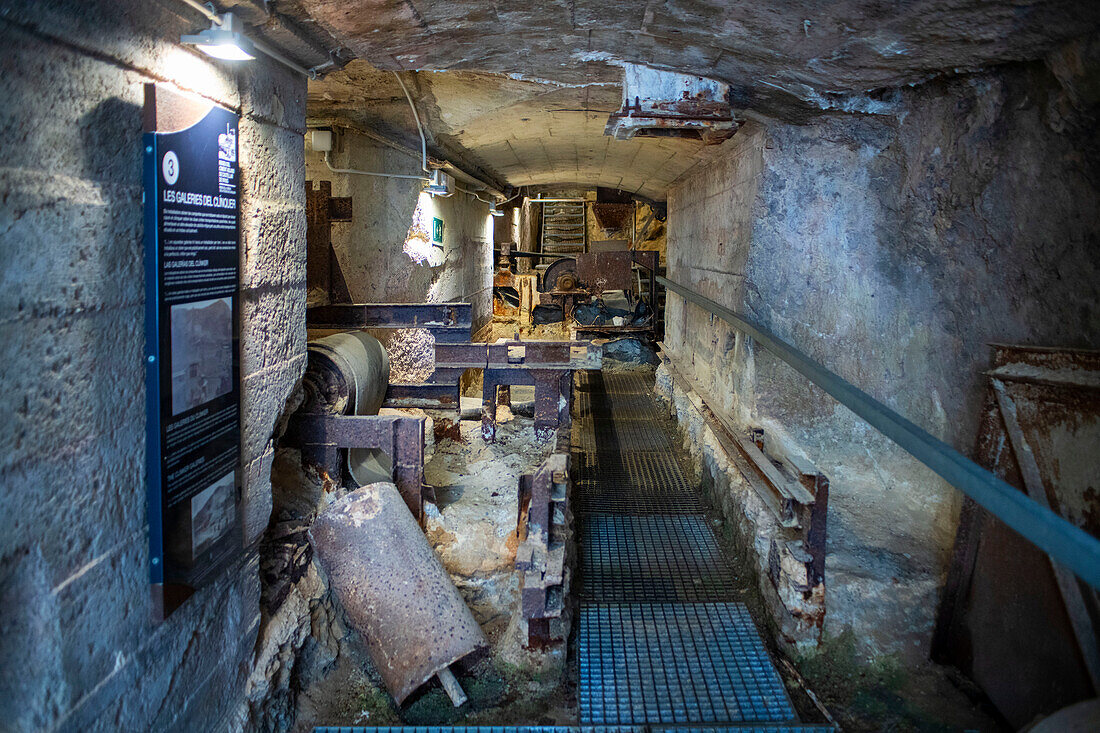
left=142, top=84, right=242, bottom=617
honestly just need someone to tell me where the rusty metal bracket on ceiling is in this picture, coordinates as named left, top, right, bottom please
left=654, top=272, right=1100, bottom=589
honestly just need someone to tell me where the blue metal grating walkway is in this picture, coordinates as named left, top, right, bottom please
left=573, top=370, right=823, bottom=730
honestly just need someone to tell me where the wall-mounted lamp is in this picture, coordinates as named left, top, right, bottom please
left=489, top=202, right=504, bottom=217
left=424, top=169, right=452, bottom=197
left=181, top=12, right=256, bottom=61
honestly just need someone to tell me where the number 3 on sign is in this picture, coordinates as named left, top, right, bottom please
left=162, top=151, right=179, bottom=186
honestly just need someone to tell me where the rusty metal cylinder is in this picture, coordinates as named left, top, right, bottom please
left=303, top=331, right=390, bottom=416
left=309, top=482, right=488, bottom=704
left=304, top=331, right=392, bottom=485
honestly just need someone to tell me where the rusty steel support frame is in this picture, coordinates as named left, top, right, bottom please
left=307, top=301, right=600, bottom=438
left=657, top=274, right=1100, bottom=590
left=284, top=413, right=428, bottom=524
left=482, top=341, right=586, bottom=442
left=515, top=440, right=571, bottom=647
left=306, top=180, right=353, bottom=304
left=307, top=302, right=473, bottom=343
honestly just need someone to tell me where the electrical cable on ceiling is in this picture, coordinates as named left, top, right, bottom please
left=454, top=185, right=496, bottom=205
left=454, top=185, right=524, bottom=206
left=392, top=71, right=430, bottom=174
left=324, top=151, right=429, bottom=181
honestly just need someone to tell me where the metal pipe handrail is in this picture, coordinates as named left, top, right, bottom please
left=656, top=273, right=1100, bottom=589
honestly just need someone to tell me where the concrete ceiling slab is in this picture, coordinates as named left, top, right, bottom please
left=296, top=0, right=1099, bottom=198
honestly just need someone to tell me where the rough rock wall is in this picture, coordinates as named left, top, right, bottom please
left=663, top=50, right=1100, bottom=660
left=0, top=0, right=307, bottom=729
left=305, top=132, right=493, bottom=332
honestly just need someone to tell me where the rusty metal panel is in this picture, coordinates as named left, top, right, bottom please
left=306, top=180, right=353, bottom=304
left=576, top=251, right=634, bottom=293
left=934, top=345, right=1100, bottom=727
left=310, top=482, right=488, bottom=704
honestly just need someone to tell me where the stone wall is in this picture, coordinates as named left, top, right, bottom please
left=305, top=131, right=494, bottom=332
left=0, top=0, right=307, bottom=729
left=662, top=51, right=1100, bottom=660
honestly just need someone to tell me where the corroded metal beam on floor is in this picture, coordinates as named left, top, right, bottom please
left=307, top=302, right=473, bottom=342
left=657, top=274, right=1100, bottom=590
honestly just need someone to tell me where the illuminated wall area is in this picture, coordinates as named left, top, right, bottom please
left=305, top=129, right=494, bottom=333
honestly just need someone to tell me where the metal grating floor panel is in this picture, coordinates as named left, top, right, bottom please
left=312, top=721, right=831, bottom=726
left=574, top=472, right=702, bottom=512
left=577, top=371, right=654, bottom=395
left=576, top=418, right=673, bottom=453
left=575, top=392, right=666, bottom=421
left=578, top=604, right=796, bottom=726
left=579, top=516, right=737, bottom=601
left=576, top=450, right=694, bottom=489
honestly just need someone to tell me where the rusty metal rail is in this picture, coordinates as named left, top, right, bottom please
left=657, top=274, right=1100, bottom=589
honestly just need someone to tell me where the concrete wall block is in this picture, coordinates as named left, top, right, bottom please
left=0, top=442, right=145, bottom=597
left=79, top=553, right=261, bottom=732
left=239, top=121, right=307, bottom=205
left=240, top=201, right=307, bottom=289
left=238, top=61, right=308, bottom=133
left=241, top=353, right=306, bottom=464
left=240, top=284, right=307, bottom=378
left=0, top=2, right=306, bottom=727
left=0, top=170, right=144, bottom=318
left=242, top=444, right=276, bottom=547
left=0, top=306, right=144, bottom=477
left=0, top=546, right=67, bottom=732
left=55, top=539, right=153, bottom=706
left=1, top=1, right=239, bottom=111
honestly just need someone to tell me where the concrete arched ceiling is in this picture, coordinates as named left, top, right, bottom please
left=296, top=0, right=1099, bottom=199
left=307, top=64, right=719, bottom=199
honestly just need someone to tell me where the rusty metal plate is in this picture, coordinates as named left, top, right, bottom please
left=309, top=482, right=488, bottom=704
left=577, top=251, right=634, bottom=293
left=934, top=345, right=1100, bottom=727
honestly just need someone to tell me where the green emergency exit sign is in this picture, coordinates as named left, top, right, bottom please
left=432, top=217, right=444, bottom=244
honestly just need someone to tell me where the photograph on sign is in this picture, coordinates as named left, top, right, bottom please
left=191, top=472, right=236, bottom=557
left=171, top=296, right=233, bottom=415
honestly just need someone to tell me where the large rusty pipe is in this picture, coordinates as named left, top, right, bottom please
left=310, top=482, right=488, bottom=705
left=304, top=332, right=392, bottom=485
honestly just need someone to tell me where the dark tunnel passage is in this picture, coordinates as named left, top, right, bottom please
left=2, top=1, right=1100, bottom=732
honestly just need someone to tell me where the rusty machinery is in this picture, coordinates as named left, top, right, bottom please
left=305, top=301, right=601, bottom=443
left=493, top=243, right=661, bottom=339
left=303, top=301, right=595, bottom=653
